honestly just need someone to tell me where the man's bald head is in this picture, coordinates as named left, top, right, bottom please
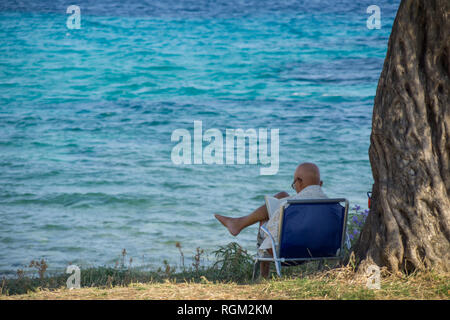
left=293, top=162, right=322, bottom=193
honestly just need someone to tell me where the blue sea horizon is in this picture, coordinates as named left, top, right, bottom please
left=0, top=0, right=400, bottom=275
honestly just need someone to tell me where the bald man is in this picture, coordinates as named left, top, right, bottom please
left=214, top=162, right=328, bottom=278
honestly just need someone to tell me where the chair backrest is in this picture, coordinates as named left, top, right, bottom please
left=278, top=198, right=348, bottom=260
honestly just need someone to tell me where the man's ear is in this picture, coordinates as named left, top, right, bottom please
left=319, top=180, right=323, bottom=187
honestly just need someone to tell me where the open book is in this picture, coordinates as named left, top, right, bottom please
left=264, top=195, right=284, bottom=218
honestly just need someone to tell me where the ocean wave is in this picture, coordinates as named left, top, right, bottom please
left=2, top=192, right=154, bottom=208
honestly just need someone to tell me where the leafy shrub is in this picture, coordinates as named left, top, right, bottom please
left=347, top=205, right=369, bottom=247
left=212, top=242, right=254, bottom=282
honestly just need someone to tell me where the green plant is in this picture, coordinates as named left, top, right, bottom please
left=29, top=259, right=48, bottom=280
left=192, top=247, right=204, bottom=273
left=212, top=242, right=254, bottom=282
left=175, top=242, right=185, bottom=269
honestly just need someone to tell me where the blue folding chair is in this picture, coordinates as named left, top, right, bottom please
left=253, top=198, right=349, bottom=278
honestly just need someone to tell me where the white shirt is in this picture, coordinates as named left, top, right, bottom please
left=259, top=185, right=328, bottom=251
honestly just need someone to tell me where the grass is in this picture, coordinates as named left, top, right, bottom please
left=1, top=267, right=448, bottom=300
left=1, top=242, right=449, bottom=300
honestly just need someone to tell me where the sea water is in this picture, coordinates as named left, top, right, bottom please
left=0, top=0, right=400, bottom=274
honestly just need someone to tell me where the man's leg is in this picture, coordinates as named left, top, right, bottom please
left=260, top=260, right=271, bottom=279
left=214, top=191, right=289, bottom=236
left=259, top=219, right=272, bottom=279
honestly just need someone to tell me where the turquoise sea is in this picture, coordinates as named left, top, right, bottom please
left=0, top=0, right=401, bottom=275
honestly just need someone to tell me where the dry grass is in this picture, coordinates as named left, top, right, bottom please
left=2, top=267, right=448, bottom=300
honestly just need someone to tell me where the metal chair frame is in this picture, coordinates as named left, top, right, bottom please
left=253, top=198, right=349, bottom=278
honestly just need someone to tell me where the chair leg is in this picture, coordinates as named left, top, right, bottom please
left=275, top=260, right=282, bottom=277
left=318, top=260, right=324, bottom=271
left=252, top=261, right=260, bottom=281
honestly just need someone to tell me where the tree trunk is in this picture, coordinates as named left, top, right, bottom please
left=354, top=0, right=450, bottom=274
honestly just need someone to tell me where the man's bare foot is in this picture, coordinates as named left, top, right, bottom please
left=214, top=214, right=242, bottom=236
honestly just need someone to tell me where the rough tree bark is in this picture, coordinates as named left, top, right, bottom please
left=354, top=0, right=450, bottom=273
